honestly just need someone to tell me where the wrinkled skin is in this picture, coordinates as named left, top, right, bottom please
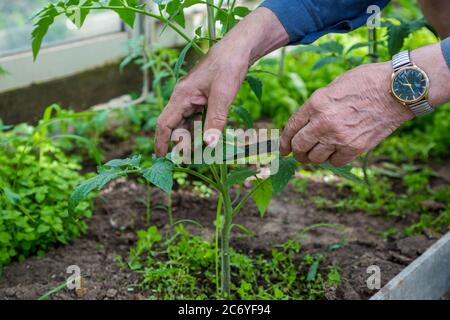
left=280, top=62, right=413, bottom=166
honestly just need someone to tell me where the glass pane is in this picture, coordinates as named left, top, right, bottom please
left=0, top=0, right=123, bottom=56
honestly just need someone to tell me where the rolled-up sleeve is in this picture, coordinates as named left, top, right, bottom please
left=260, top=0, right=390, bottom=45
left=441, top=37, right=450, bottom=70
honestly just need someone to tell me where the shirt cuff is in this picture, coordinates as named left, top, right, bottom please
left=260, top=0, right=390, bottom=45
left=441, top=37, right=450, bottom=70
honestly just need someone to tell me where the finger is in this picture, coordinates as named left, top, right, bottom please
left=291, top=123, right=319, bottom=159
left=292, top=151, right=310, bottom=164
left=307, top=143, right=335, bottom=164
left=329, top=151, right=357, bottom=167
left=155, top=85, right=206, bottom=157
left=173, top=121, right=192, bottom=151
left=204, top=81, right=237, bottom=145
left=155, top=105, right=183, bottom=156
left=171, top=121, right=193, bottom=164
left=280, top=106, right=310, bottom=155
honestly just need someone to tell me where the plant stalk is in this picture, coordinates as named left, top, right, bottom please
left=220, top=172, right=233, bottom=298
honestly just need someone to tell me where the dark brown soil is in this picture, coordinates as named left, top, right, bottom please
left=0, top=177, right=444, bottom=300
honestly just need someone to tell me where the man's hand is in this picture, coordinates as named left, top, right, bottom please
left=280, top=43, right=450, bottom=166
left=155, top=8, right=289, bottom=156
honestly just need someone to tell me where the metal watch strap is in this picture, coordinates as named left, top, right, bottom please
left=392, top=50, right=413, bottom=71
left=392, top=50, right=434, bottom=116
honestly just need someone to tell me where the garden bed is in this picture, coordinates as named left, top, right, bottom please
left=0, top=177, right=444, bottom=300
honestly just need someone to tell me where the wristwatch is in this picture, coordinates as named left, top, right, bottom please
left=390, top=50, right=434, bottom=116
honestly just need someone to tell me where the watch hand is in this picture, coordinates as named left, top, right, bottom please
left=406, top=83, right=416, bottom=96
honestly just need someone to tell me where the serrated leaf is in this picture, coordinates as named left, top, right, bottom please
left=174, top=41, right=193, bottom=80
left=109, top=0, right=138, bottom=28
left=319, top=162, right=363, bottom=184
left=271, top=157, right=297, bottom=194
left=232, top=105, right=254, bottom=128
left=385, top=18, right=427, bottom=56
left=69, top=168, right=124, bottom=213
left=251, top=179, right=272, bottom=217
left=385, top=21, right=410, bottom=56
left=141, top=157, right=174, bottom=193
left=166, top=0, right=185, bottom=28
left=105, top=155, right=141, bottom=168
left=245, top=75, right=263, bottom=101
left=32, top=4, right=60, bottom=60
left=225, top=168, right=256, bottom=189
left=65, top=0, right=92, bottom=28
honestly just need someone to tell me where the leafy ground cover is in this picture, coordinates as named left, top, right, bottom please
left=0, top=176, right=446, bottom=300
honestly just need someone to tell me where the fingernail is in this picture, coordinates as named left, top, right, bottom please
left=205, top=133, right=219, bottom=147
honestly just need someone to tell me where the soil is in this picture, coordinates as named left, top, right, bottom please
left=0, top=176, right=445, bottom=300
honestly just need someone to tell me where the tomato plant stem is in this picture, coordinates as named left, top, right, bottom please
left=221, top=179, right=233, bottom=298
left=81, top=5, right=205, bottom=55
left=146, top=185, right=152, bottom=225
left=215, top=194, right=223, bottom=297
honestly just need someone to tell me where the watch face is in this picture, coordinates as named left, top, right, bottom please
left=392, top=67, right=428, bottom=103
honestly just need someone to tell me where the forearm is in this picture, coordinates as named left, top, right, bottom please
left=411, top=41, right=450, bottom=107
left=419, top=0, right=450, bottom=38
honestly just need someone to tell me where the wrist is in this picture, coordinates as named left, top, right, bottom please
left=217, top=7, right=289, bottom=66
left=410, top=42, right=450, bottom=107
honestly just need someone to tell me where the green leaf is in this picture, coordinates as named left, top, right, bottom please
left=245, top=75, right=263, bottom=101
left=141, top=157, right=174, bottom=194
left=293, top=45, right=328, bottom=54
left=307, top=260, right=319, bottom=282
left=311, top=56, right=341, bottom=71
left=225, top=168, right=256, bottom=189
left=232, top=105, right=254, bottom=128
left=2, top=187, right=20, bottom=205
left=69, top=167, right=124, bottom=213
left=37, top=224, right=50, bottom=234
left=166, top=0, right=186, bottom=28
left=233, top=6, right=251, bottom=17
left=109, top=0, right=138, bottom=28
left=65, top=0, right=92, bottom=28
left=0, top=232, right=12, bottom=244
left=105, top=155, right=141, bottom=168
left=270, top=157, right=297, bottom=194
left=319, top=162, right=364, bottom=184
left=383, top=18, right=427, bottom=57
left=231, top=223, right=254, bottom=236
left=319, top=41, right=344, bottom=55
left=174, top=41, right=193, bottom=80
left=385, top=21, right=410, bottom=56
left=32, top=4, right=60, bottom=60
left=251, top=179, right=273, bottom=217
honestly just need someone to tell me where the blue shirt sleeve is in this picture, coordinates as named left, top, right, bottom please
left=441, top=38, right=450, bottom=70
left=260, top=0, right=390, bottom=45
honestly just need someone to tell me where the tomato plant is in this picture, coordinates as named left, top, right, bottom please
left=32, top=0, right=362, bottom=298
